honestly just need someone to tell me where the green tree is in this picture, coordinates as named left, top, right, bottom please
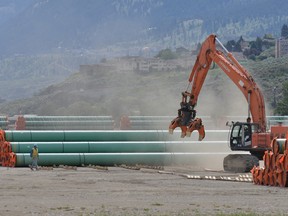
left=281, top=24, right=288, bottom=38
left=243, top=37, right=262, bottom=59
left=236, top=36, right=244, bottom=51
left=263, top=34, right=274, bottom=40
left=155, top=48, right=177, bottom=60
left=275, top=81, right=288, bottom=115
left=225, top=40, right=236, bottom=52
left=225, top=37, right=242, bottom=52
left=254, top=37, right=263, bottom=52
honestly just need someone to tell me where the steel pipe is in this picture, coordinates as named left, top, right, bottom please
left=272, top=139, right=287, bottom=154
left=23, top=116, right=113, bottom=121
left=10, top=141, right=166, bottom=153
left=24, top=125, right=115, bottom=130
left=4, top=130, right=174, bottom=142
left=15, top=152, right=230, bottom=167
left=25, top=121, right=114, bottom=126
left=10, top=141, right=228, bottom=154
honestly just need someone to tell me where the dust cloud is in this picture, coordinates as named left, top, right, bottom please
left=104, top=63, right=248, bottom=170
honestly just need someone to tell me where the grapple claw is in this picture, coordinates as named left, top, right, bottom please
left=180, top=126, right=187, bottom=138
left=168, top=117, right=180, bottom=134
left=169, top=117, right=188, bottom=138
left=187, top=118, right=205, bottom=141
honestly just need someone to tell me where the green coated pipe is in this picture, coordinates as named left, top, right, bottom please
left=128, top=116, right=174, bottom=120
left=4, top=130, right=174, bottom=142
left=11, top=142, right=65, bottom=153
left=15, top=153, right=170, bottom=166
left=4, top=130, right=228, bottom=142
left=24, top=121, right=115, bottom=130
left=15, top=152, right=230, bottom=167
left=23, top=116, right=113, bottom=121
left=275, top=139, right=286, bottom=154
left=10, top=141, right=166, bottom=153
left=10, top=141, right=228, bottom=154
left=129, top=122, right=168, bottom=126
left=0, top=121, right=8, bottom=128
left=25, top=121, right=114, bottom=126
left=0, top=116, right=8, bottom=121
left=128, top=126, right=167, bottom=130
left=128, top=116, right=211, bottom=120
left=24, top=126, right=115, bottom=130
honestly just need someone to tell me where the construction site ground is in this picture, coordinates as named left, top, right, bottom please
left=0, top=165, right=287, bottom=216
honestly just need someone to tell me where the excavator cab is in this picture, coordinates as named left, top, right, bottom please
left=229, top=122, right=259, bottom=151
left=225, top=121, right=261, bottom=172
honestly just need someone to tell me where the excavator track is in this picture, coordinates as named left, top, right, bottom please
left=223, top=154, right=259, bottom=173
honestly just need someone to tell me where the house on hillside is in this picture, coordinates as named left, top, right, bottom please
left=80, top=55, right=195, bottom=74
left=275, top=37, right=288, bottom=58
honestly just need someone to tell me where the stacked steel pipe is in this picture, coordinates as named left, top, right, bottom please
left=251, top=138, right=288, bottom=187
left=15, top=116, right=115, bottom=130
left=0, top=129, right=230, bottom=167
left=0, top=130, right=175, bottom=167
left=120, top=115, right=212, bottom=130
left=0, top=116, right=9, bottom=130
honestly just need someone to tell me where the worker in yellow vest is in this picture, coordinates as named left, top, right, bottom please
left=30, top=144, right=39, bottom=171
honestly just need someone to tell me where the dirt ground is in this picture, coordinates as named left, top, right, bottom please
left=0, top=165, right=287, bottom=216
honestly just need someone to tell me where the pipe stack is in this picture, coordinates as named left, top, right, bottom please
left=15, top=116, right=115, bottom=130
left=0, top=116, right=9, bottom=130
left=251, top=138, right=288, bottom=187
left=120, top=115, right=212, bottom=130
left=0, top=129, right=229, bottom=167
left=0, top=130, right=178, bottom=167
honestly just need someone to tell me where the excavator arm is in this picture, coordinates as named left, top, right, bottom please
left=169, top=34, right=267, bottom=138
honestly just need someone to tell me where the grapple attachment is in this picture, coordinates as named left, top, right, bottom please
left=169, top=117, right=188, bottom=138
left=187, top=118, right=205, bottom=140
left=169, top=91, right=205, bottom=140
left=169, top=117, right=205, bottom=140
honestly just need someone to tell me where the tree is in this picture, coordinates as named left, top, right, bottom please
left=225, top=40, right=236, bottom=52
left=263, top=34, right=274, bottom=40
left=225, top=38, right=242, bottom=52
left=255, top=37, right=263, bottom=52
left=281, top=24, right=288, bottom=38
left=243, top=37, right=262, bottom=59
left=275, top=81, right=288, bottom=115
left=155, top=48, right=177, bottom=60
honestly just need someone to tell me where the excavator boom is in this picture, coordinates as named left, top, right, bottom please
left=169, top=34, right=267, bottom=139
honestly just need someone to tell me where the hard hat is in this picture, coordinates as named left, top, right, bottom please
left=34, top=144, right=38, bottom=147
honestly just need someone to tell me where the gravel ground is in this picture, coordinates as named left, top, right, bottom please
left=0, top=165, right=287, bottom=216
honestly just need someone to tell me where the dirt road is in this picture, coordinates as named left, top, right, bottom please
left=0, top=165, right=287, bottom=216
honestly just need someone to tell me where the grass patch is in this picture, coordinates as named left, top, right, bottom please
left=151, top=202, right=164, bottom=206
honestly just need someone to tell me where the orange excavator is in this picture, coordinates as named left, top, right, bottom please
left=169, top=34, right=288, bottom=172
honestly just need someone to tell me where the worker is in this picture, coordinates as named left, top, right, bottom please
left=244, top=125, right=251, bottom=146
left=30, top=144, right=39, bottom=171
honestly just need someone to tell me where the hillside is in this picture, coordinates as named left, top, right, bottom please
left=1, top=55, right=288, bottom=117
left=0, top=0, right=287, bottom=112
left=0, top=0, right=286, bottom=101
left=0, top=0, right=287, bottom=56
left=0, top=52, right=100, bottom=100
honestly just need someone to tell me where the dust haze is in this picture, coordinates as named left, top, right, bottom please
left=103, top=64, right=249, bottom=170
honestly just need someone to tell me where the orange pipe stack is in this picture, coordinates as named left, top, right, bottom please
left=251, top=138, right=288, bottom=187
left=0, top=130, right=16, bottom=167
